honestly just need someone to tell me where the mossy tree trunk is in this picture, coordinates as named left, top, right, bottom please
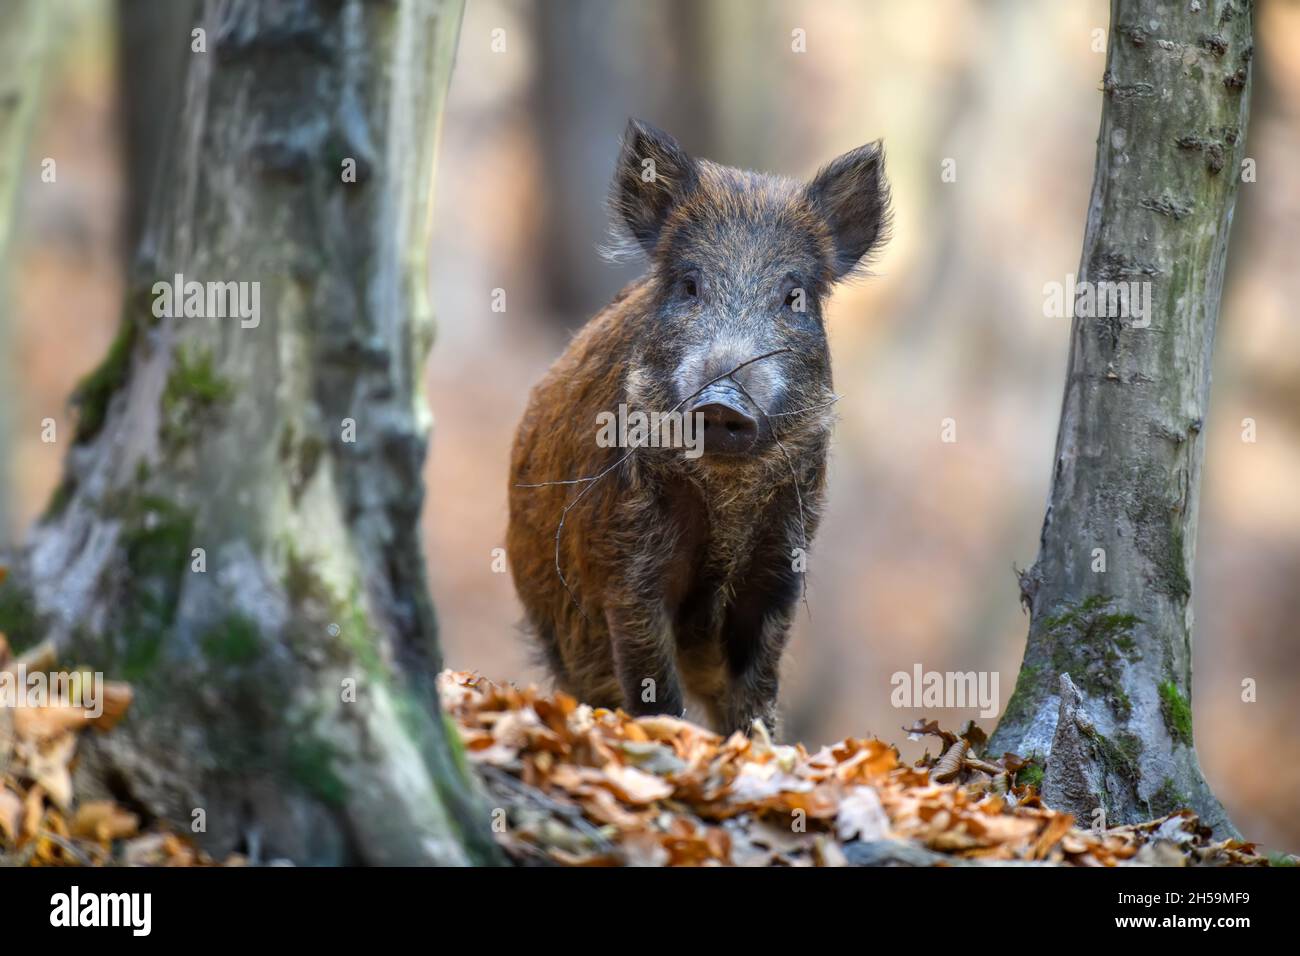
left=0, top=0, right=50, bottom=548
left=989, top=0, right=1252, bottom=837
left=12, top=0, right=498, bottom=864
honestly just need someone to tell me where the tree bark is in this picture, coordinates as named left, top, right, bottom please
left=7, top=0, right=498, bottom=865
left=989, top=0, right=1252, bottom=838
left=0, top=0, right=50, bottom=548
left=116, top=0, right=200, bottom=259
left=531, top=0, right=717, bottom=327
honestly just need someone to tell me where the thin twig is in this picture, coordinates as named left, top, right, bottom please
left=766, top=393, right=842, bottom=418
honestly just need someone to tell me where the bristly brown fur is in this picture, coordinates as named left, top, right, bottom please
left=508, top=119, right=890, bottom=735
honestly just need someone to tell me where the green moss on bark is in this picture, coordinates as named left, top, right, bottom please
left=41, top=474, right=77, bottom=522
left=200, top=614, right=263, bottom=665
left=161, top=347, right=232, bottom=446
left=1072, top=724, right=1144, bottom=816
left=1158, top=680, right=1194, bottom=745
left=71, top=318, right=138, bottom=445
left=1150, top=777, right=1191, bottom=816
left=0, top=577, right=41, bottom=651
left=287, top=734, right=347, bottom=807
left=1016, top=760, right=1044, bottom=790
left=114, top=495, right=194, bottom=679
left=1097, top=729, right=1143, bottom=785
left=1041, top=595, right=1142, bottom=720
left=997, top=663, right=1045, bottom=734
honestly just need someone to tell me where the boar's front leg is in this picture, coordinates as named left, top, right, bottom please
left=721, top=558, right=802, bottom=737
left=605, top=603, right=685, bottom=717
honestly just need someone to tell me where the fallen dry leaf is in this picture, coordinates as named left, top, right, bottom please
left=0, top=787, right=22, bottom=842
left=24, top=733, right=77, bottom=810
left=72, top=801, right=140, bottom=843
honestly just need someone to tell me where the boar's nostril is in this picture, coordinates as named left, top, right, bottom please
left=691, top=400, right=759, bottom=455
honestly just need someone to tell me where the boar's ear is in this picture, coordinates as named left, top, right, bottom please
left=610, top=119, right=699, bottom=253
left=804, top=140, right=892, bottom=280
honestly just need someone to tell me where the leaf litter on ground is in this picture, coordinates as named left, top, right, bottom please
left=0, top=631, right=223, bottom=866
left=439, top=670, right=1273, bottom=868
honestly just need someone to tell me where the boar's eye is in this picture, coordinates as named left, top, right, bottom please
left=782, top=277, right=809, bottom=314
left=680, top=272, right=700, bottom=299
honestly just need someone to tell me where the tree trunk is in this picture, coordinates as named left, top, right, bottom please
left=9, top=0, right=499, bottom=865
left=989, top=0, right=1252, bottom=838
left=531, top=0, right=717, bottom=327
left=0, top=0, right=50, bottom=548
left=116, top=0, right=200, bottom=259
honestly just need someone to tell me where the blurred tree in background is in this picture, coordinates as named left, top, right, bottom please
left=0, top=1, right=51, bottom=547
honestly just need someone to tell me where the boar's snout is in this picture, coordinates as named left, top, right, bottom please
left=689, top=383, right=759, bottom=456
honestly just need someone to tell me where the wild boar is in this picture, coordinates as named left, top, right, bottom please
left=508, top=119, right=890, bottom=735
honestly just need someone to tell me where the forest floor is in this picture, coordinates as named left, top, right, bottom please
left=0, top=629, right=1284, bottom=866
left=438, top=671, right=1275, bottom=867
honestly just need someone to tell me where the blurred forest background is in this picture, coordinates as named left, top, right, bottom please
left=2, top=0, right=1297, bottom=852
